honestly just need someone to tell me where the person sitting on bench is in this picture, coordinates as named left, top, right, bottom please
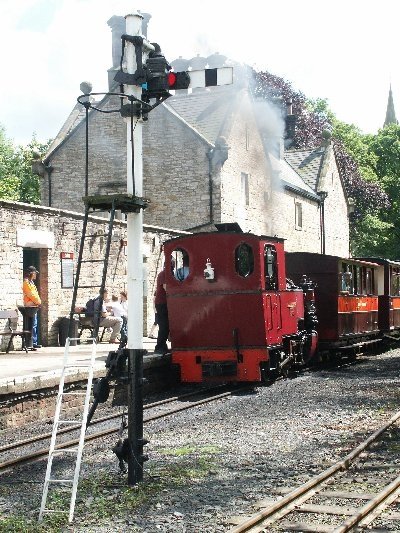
left=89, top=288, right=122, bottom=344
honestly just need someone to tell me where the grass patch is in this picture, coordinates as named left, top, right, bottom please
left=1, top=449, right=220, bottom=531
left=159, top=444, right=221, bottom=456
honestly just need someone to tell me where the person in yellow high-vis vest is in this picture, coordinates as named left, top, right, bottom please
left=22, top=266, right=42, bottom=349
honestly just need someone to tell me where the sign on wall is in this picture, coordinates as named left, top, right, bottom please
left=60, top=252, right=74, bottom=289
left=17, top=228, right=55, bottom=248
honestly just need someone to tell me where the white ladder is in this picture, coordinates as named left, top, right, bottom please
left=38, top=337, right=97, bottom=523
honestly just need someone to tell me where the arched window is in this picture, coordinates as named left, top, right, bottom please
left=171, top=248, right=190, bottom=281
left=235, top=243, right=254, bottom=278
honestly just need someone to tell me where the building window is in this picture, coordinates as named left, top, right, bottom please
left=241, top=172, right=249, bottom=206
left=295, top=202, right=302, bottom=229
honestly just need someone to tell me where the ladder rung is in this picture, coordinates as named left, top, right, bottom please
left=64, top=363, right=92, bottom=368
left=58, top=420, right=81, bottom=424
left=62, top=392, right=87, bottom=396
left=80, top=259, right=105, bottom=263
left=84, top=233, right=110, bottom=238
left=52, top=448, right=78, bottom=454
left=41, top=509, right=69, bottom=514
left=48, top=479, right=74, bottom=483
left=77, top=285, right=101, bottom=289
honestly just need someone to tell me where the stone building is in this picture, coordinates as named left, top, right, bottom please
left=38, top=15, right=352, bottom=258
left=0, top=199, right=186, bottom=347
left=3, top=14, right=354, bottom=347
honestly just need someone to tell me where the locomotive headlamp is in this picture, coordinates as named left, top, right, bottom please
left=204, top=258, right=215, bottom=281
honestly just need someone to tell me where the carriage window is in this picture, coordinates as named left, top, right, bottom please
left=365, top=268, right=374, bottom=295
left=340, top=263, right=353, bottom=293
left=354, top=265, right=361, bottom=295
left=264, top=245, right=278, bottom=290
left=235, top=243, right=254, bottom=278
left=391, top=267, right=400, bottom=296
left=171, top=248, right=190, bottom=281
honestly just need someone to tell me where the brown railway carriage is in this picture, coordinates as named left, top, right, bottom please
left=285, top=252, right=381, bottom=346
left=357, top=257, right=400, bottom=333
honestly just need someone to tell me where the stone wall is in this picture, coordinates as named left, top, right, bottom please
left=319, top=148, right=350, bottom=257
left=220, top=92, right=271, bottom=235
left=44, top=99, right=218, bottom=231
left=269, top=188, right=322, bottom=253
left=0, top=200, right=188, bottom=348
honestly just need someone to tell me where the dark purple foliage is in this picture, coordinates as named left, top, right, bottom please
left=333, top=140, right=390, bottom=218
left=252, top=70, right=389, bottom=216
left=252, top=71, right=330, bottom=149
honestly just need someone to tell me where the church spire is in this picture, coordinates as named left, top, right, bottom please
left=384, top=85, right=398, bottom=127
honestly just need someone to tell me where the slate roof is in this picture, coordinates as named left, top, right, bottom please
left=45, top=82, right=326, bottom=203
left=284, top=147, right=326, bottom=191
left=166, top=86, right=237, bottom=143
left=45, top=98, right=101, bottom=160
left=279, top=158, right=318, bottom=199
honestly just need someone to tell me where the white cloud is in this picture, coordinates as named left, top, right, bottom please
left=1, top=0, right=400, bottom=144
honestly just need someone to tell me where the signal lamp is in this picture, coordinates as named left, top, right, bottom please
left=167, top=71, right=190, bottom=90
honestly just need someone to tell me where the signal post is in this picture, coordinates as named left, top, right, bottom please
left=113, top=11, right=233, bottom=486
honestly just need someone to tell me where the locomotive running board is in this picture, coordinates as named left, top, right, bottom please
left=383, top=334, right=400, bottom=342
left=336, top=338, right=382, bottom=350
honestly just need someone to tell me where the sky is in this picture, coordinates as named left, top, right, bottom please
left=1, top=0, right=399, bottom=146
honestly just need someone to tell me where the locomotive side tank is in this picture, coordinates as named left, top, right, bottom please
left=285, top=252, right=381, bottom=349
left=164, top=228, right=308, bottom=383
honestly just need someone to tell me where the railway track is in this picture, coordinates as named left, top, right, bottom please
left=0, top=384, right=249, bottom=473
left=230, top=410, right=400, bottom=532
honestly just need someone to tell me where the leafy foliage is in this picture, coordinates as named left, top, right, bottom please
left=0, top=125, right=51, bottom=204
left=251, top=69, right=392, bottom=257
left=252, top=71, right=331, bottom=148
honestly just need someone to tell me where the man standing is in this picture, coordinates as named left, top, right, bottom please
left=22, top=266, right=41, bottom=350
left=154, top=265, right=169, bottom=355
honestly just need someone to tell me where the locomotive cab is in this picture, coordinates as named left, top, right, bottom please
left=163, top=228, right=309, bottom=383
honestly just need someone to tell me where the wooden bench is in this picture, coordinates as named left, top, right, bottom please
left=76, top=314, right=106, bottom=342
left=0, top=309, right=30, bottom=353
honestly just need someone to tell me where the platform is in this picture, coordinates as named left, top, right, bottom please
left=0, top=337, right=162, bottom=396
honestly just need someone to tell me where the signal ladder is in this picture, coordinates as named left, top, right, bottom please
left=39, top=193, right=148, bottom=523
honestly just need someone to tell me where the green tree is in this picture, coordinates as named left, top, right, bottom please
left=365, top=124, right=400, bottom=258
left=0, top=125, right=51, bottom=204
left=253, top=71, right=390, bottom=257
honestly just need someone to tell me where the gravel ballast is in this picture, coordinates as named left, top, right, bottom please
left=1, top=348, right=400, bottom=532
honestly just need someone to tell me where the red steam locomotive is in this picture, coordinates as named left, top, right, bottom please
left=163, top=225, right=400, bottom=384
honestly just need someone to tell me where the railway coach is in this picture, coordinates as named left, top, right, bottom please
left=356, top=257, right=400, bottom=334
left=285, top=252, right=382, bottom=356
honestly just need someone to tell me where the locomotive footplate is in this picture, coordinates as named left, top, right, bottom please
left=202, top=360, right=237, bottom=377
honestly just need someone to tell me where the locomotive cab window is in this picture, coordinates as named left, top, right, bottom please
left=171, top=248, right=190, bottom=281
left=264, top=245, right=278, bottom=290
left=235, top=243, right=254, bottom=278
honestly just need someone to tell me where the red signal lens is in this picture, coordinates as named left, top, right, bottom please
left=167, top=72, right=177, bottom=87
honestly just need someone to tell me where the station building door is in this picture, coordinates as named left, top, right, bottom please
left=23, top=248, right=41, bottom=345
